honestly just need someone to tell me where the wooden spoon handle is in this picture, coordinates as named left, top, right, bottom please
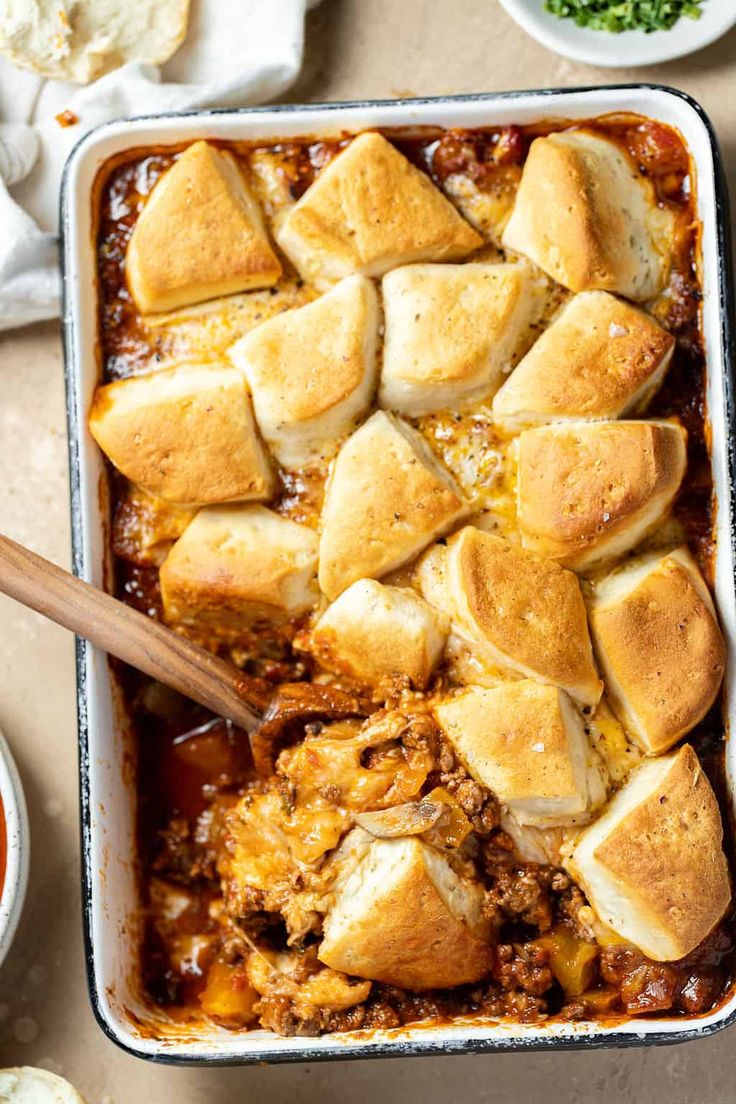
left=0, top=534, right=261, bottom=732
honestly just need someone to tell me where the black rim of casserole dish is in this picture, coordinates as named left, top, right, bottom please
left=60, top=84, right=736, bottom=1065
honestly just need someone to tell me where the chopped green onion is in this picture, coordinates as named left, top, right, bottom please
left=543, top=0, right=705, bottom=32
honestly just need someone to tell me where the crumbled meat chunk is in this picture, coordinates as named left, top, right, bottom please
left=479, top=986, right=548, bottom=1021
left=247, top=947, right=371, bottom=1036
left=483, top=862, right=555, bottom=932
left=453, top=779, right=485, bottom=816
left=493, top=943, right=553, bottom=997
left=153, top=817, right=218, bottom=882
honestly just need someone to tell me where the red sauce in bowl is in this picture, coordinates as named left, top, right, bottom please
left=0, top=793, right=8, bottom=901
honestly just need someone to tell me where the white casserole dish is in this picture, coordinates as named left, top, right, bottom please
left=60, top=85, right=736, bottom=1064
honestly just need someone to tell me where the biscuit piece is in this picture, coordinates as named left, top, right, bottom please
left=493, top=291, right=675, bottom=429
left=0, top=0, right=189, bottom=83
left=0, top=1067, right=87, bottom=1103
left=589, top=548, right=725, bottom=755
left=231, top=275, right=379, bottom=468
left=311, top=579, right=449, bottom=689
left=379, top=262, right=541, bottom=416
left=160, top=505, right=319, bottom=629
left=318, top=411, right=468, bottom=599
left=416, top=527, right=602, bottom=706
left=517, top=421, right=687, bottom=570
left=88, top=362, right=274, bottom=507
left=319, top=836, right=492, bottom=988
left=569, top=745, right=731, bottom=961
left=434, top=681, right=602, bottom=827
left=126, top=141, right=281, bottom=313
left=276, top=132, right=482, bottom=289
left=502, top=131, right=671, bottom=301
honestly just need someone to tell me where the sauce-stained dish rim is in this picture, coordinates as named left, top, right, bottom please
left=61, top=85, right=736, bottom=1064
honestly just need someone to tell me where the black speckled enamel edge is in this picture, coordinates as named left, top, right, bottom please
left=60, top=84, right=736, bottom=1066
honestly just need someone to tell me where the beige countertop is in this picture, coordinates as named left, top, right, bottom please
left=1, top=1, right=735, bottom=1100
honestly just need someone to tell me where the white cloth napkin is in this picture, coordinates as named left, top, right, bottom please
left=0, top=0, right=317, bottom=331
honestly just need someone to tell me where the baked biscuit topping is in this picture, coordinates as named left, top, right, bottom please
left=91, top=117, right=732, bottom=1036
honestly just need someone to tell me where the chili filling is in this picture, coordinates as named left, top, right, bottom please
left=94, top=114, right=735, bottom=1036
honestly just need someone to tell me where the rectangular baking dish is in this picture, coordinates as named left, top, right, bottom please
left=61, top=84, right=736, bottom=1064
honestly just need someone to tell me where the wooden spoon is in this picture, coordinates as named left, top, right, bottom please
left=0, top=533, right=264, bottom=731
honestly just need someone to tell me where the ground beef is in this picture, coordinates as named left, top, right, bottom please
left=427, top=737, right=501, bottom=835
left=479, top=986, right=548, bottom=1021
left=550, top=876, right=590, bottom=939
left=152, top=816, right=218, bottom=882
left=256, top=993, right=322, bottom=1037
left=493, top=943, right=553, bottom=997
left=483, top=862, right=555, bottom=932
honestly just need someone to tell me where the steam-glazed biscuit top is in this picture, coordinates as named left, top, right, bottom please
left=318, top=835, right=492, bottom=989
left=310, top=578, right=449, bottom=689
left=160, top=505, right=319, bottom=629
left=502, top=130, right=672, bottom=301
left=275, top=131, right=482, bottom=289
left=126, top=140, right=281, bottom=314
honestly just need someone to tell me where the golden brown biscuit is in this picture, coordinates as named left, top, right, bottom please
left=88, top=362, right=274, bottom=507
left=589, top=548, right=725, bottom=755
left=379, top=262, right=542, bottom=416
left=276, top=131, right=482, bottom=289
left=568, top=745, right=731, bottom=961
left=502, top=131, right=672, bottom=301
left=517, top=420, right=687, bottom=570
left=416, top=527, right=602, bottom=706
left=160, top=505, right=319, bottom=629
left=310, top=578, right=449, bottom=689
left=319, top=836, right=492, bottom=988
left=493, top=291, right=675, bottom=429
left=434, top=681, right=604, bottom=827
left=126, top=141, right=281, bottom=313
left=0, top=0, right=189, bottom=83
left=318, top=411, right=468, bottom=599
left=231, top=275, right=379, bottom=468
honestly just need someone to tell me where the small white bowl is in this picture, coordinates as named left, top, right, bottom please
left=497, top=0, right=736, bottom=67
left=0, top=730, right=29, bottom=968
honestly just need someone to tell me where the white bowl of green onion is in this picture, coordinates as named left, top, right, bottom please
left=497, top=0, right=736, bottom=66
